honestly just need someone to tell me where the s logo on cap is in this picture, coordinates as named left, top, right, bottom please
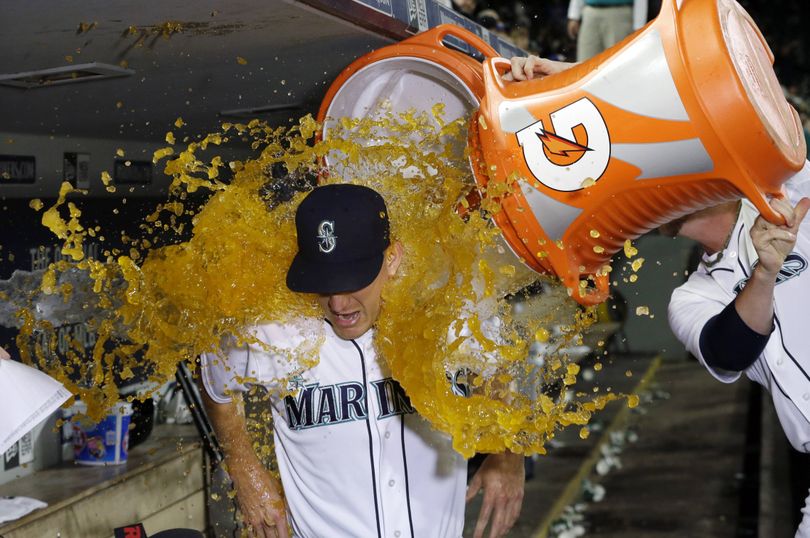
left=317, top=220, right=337, bottom=253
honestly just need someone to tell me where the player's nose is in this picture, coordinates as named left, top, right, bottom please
left=327, top=293, right=354, bottom=312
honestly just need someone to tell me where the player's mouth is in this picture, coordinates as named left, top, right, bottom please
left=332, top=310, right=361, bottom=327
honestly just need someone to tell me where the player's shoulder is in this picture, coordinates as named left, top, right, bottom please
left=670, top=263, right=726, bottom=304
left=251, top=317, right=326, bottom=351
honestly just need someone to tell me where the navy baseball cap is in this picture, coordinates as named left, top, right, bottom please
left=286, top=184, right=391, bottom=294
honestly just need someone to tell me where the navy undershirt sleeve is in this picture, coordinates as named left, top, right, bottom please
left=698, top=300, right=773, bottom=372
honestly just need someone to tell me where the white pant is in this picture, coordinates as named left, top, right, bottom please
left=576, top=4, right=634, bottom=62
left=798, top=489, right=810, bottom=537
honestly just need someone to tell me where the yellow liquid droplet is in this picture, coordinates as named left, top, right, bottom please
left=623, top=239, right=638, bottom=258
left=534, top=328, right=550, bottom=342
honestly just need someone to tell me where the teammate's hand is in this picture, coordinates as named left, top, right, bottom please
left=231, top=462, right=290, bottom=538
left=567, top=19, right=581, bottom=40
left=751, top=196, right=810, bottom=277
left=466, top=451, right=525, bottom=538
left=502, top=55, right=575, bottom=82
left=0, top=348, right=9, bottom=360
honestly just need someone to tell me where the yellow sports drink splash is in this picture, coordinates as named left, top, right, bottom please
left=20, top=110, right=616, bottom=456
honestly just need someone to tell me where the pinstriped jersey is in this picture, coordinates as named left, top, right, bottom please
left=201, top=319, right=467, bottom=538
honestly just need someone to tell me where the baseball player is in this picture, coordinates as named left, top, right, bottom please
left=201, top=184, right=525, bottom=538
left=667, top=161, right=810, bottom=537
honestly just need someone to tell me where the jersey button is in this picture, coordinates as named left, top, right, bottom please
left=803, top=393, right=810, bottom=401
left=777, top=358, right=784, bottom=366
left=384, top=431, right=391, bottom=439
left=388, top=479, right=396, bottom=487
left=394, top=531, right=401, bottom=537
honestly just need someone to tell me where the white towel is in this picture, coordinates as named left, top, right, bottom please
left=0, top=496, right=48, bottom=524
left=0, top=359, right=72, bottom=454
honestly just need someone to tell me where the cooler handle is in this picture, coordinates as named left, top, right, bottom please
left=482, top=57, right=514, bottom=98
left=564, top=272, right=611, bottom=307
left=409, top=24, right=499, bottom=59
left=743, top=186, right=787, bottom=226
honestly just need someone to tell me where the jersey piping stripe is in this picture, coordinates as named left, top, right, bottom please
left=761, top=351, right=794, bottom=405
left=771, top=371, right=792, bottom=402
left=737, top=225, right=749, bottom=277
left=351, top=339, right=383, bottom=538
left=772, top=315, right=810, bottom=382
left=400, top=414, right=415, bottom=538
left=707, top=267, right=734, bottom=276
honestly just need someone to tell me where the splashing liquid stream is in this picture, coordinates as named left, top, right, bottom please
left=16, top=109, right=629, bottom=457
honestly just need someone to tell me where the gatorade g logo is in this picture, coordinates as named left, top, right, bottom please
left=516, top=98, right=611, bottom=192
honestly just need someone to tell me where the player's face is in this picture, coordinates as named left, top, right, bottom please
left=317, top=243, right=403, bottom=340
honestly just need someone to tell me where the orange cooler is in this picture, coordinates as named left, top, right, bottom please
left=319, top=0, right=806, bottom=305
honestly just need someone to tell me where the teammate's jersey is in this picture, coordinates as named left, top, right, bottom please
left=201, top=319, right=467, bottom=538
left=669, top=161, right=810, bottom=454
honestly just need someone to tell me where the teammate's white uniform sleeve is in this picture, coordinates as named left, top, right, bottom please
left=785, top=160, right=810, bottom=201
left=668, top=277, right=742, bottom=384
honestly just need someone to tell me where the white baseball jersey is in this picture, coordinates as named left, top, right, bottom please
left=201, top=319, right=467, bottom=538
left=669, top=161, right=810, bottom=537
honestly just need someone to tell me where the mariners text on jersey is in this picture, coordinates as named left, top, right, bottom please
left=284, top=377, right=415, bottom=430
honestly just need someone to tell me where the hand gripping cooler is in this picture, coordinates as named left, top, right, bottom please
left=319, top=0, right=806, bottom=305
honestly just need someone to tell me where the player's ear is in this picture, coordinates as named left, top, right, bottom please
left=384, top=242, right=403, bottom=277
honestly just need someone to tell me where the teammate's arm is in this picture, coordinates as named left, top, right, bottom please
left=202, top=390, right=290, bottom=538
left=699, top=196, right=810, bottom=371
left=736, top=197, right=810, bottom=333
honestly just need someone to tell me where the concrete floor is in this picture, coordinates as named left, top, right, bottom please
left=465, top=354, right=753, bottom=537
